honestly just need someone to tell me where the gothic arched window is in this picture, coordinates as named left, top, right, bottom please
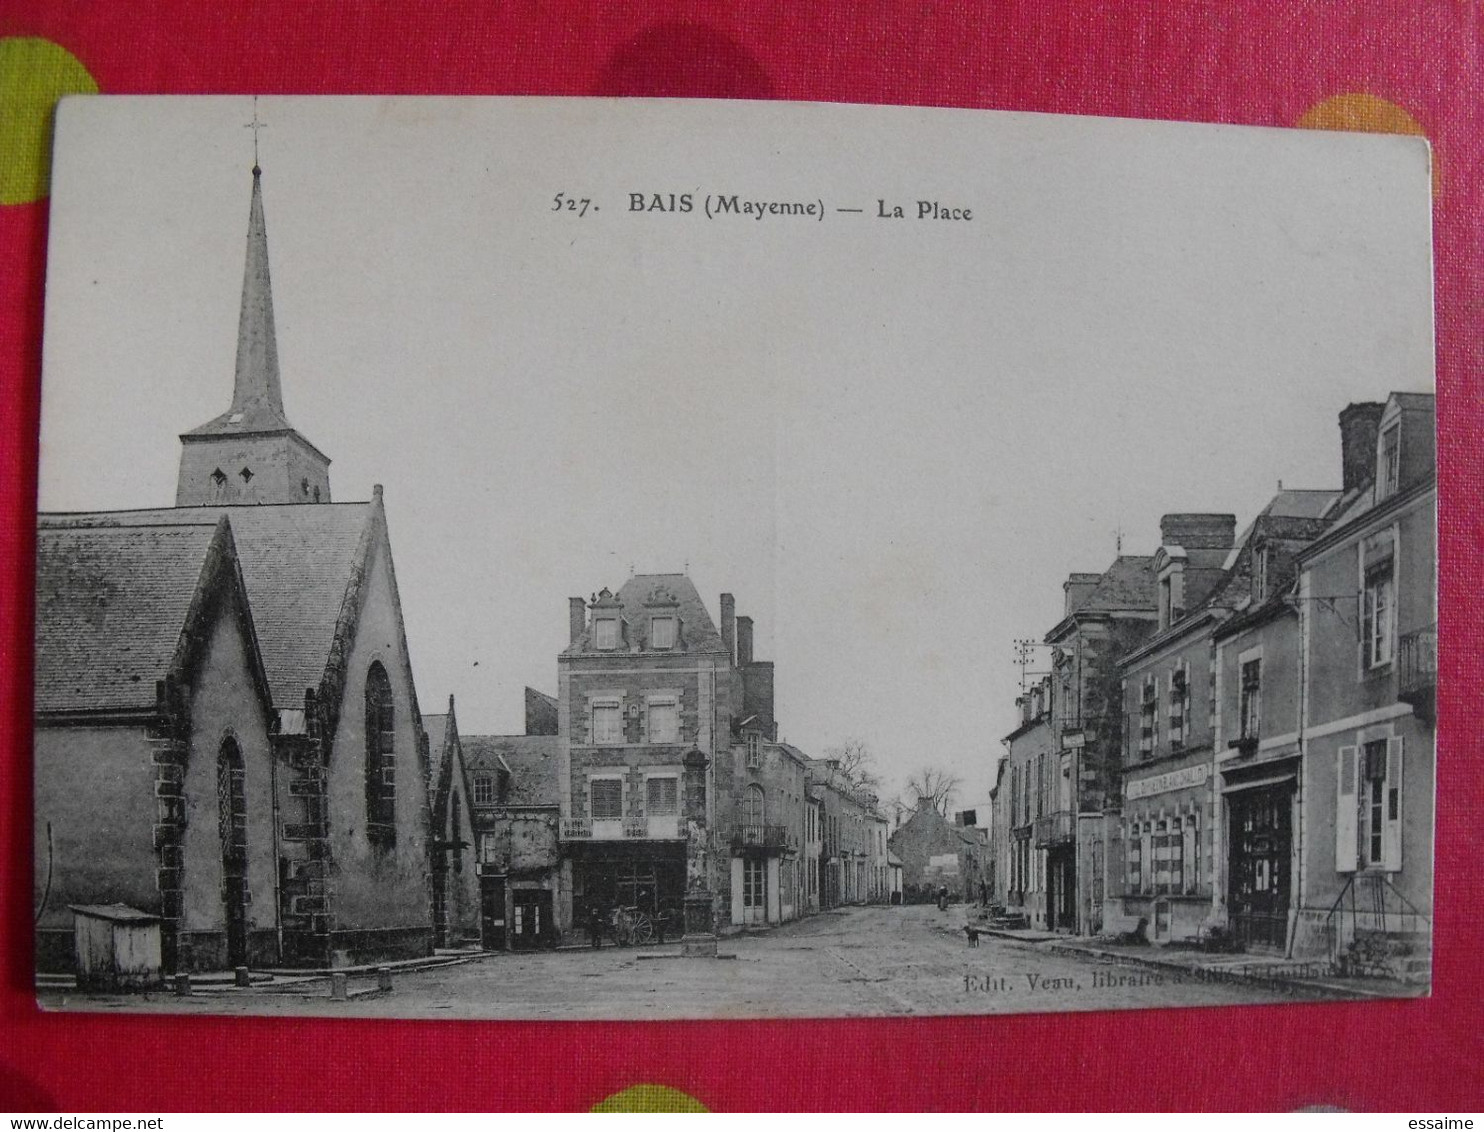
left=365, top=662, right=396, bottom=848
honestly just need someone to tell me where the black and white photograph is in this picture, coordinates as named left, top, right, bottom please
left=32, top=95, right=1437, bottom=1019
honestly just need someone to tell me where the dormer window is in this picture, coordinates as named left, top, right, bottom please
left=1381, top=424, right=1401, bottom=496
left=594, top=617, right=619, bottom=650
left=650, top=615, right=676, bottom=650
left=1253, top=545, right=1269, bottom=604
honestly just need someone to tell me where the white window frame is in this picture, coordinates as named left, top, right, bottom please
left=590, top=695, right=623, bottom=746
left=650, top=615, right=676, bottom=650
left=593, top=616, right=620, bottom=651
left=1361, top=556, right=1396, bottom=671
left=473, top=775, right=494, bottom=805
left=646, top=695, right=680, bottom=744
left=1381, top=423, right=1401, bottom=496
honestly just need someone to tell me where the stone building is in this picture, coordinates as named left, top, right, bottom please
left=1112, top=503, right=1337, bottom=943
left=35, top=164, right=433, bottom=971
left=1041, top=557, right=1159, bottom=934
left=463, top=734, right=561, bottom=950
left=727, top=739, right=808, bottom=927
left=997, top=676, right=1057, bottom=927
left=1290, top=393, right=1435, bottom=976
left=34, top=516, right=277, bottom=973
left=424, top=696, right=479, bottom=949
left=887, top=803, right=989, bottom=904
left=555, top=575, right=771, bottom=941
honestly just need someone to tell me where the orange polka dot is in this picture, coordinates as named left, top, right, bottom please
left=1297, top=93, right=1438, bottom=196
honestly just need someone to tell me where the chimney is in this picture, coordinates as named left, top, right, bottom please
left=1063, top=573, right=1101, bottom=617
left=1339, top=402, right=1385, bottom=494
left=1019, top=694, right=1032, bottom=725
left=569, top=596, right=586, bottom=645
left=736, top=615, right=754, bottom=666
left=720, top=593, right=736, bottom=664
left=1159, top=513, right=1237, bottom=550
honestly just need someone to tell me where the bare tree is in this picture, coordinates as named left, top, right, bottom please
left=903, top=767, right=962, bottom=817
left=822, top=737, right=881, bottom=795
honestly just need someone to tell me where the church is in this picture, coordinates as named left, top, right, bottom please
left=34, top=161, right=435, bottom=973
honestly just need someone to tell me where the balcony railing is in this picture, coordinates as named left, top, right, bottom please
left=560, top=817, right=687, bottom=840
left=730, top=823, right=789, bottom=852
left=1398, top=624, right=1436, bottom=719
left=1033, top=810, right=1075, bottom=848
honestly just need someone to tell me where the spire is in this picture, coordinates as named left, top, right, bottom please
left=227, top=167, right=289, bottom=430
left=176, top=156, right=332, bottom=507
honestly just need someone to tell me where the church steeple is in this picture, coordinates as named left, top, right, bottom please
left=224, top=166, right=289, bottom=432
left=177, top=159, right=332, bottom=507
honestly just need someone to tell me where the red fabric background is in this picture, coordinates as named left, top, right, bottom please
left=0, top=1, right=1480, bottom=1112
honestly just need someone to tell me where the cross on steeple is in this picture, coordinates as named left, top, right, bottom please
left=244, top=97, right=267, bottom=172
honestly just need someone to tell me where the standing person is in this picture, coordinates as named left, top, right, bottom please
left=587, top=901, right=604, bottom=949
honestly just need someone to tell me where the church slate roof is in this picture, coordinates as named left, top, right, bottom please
left=39, top=502, right=373, bottom=708
left=462, top=735, right=560, bottom=807
left=35, top=518, right=227, bottom=713
left=1072, top=556, right=1158, bottom=613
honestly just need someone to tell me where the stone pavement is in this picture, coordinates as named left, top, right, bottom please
left=38, top=904, right=1404, bottom=1020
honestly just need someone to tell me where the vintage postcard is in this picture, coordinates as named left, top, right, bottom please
left=32, top=96, right=1436, bottom=1018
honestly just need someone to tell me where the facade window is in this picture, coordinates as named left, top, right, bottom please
left=479, top=832, right=497, bottom=863
left=1127, top=823, right=1142, bottom=893
left=1169, top=666, right=1189, bottom=747
left=1036, top=753, right=1046, bottom=818
left=1139, top=678, right=1158, bottom=758
left=646, top=775, right=679, bottom=816
left=650, top=615, right=676, bottom=649
left=473, top=775, right=494, bottom=805
left=1362, top=560, right=1395, bottom=669
left=591, top=699, right=622, bottom=744
left=594, top=617, right=619, bottom=650
left=746, top=784, right=765, bottom=826
left=364, top=661, right=396, bottom=847
left=746, top=732, right=761, bottom=769
left=1381, top=425, right=1401, bottom=495
left=1338, top=737, right=1403, bottom=872
left=1239, top=659, right=1261, bottom=741
left=647, top=697, right=679, bottom=743
left=1363, top=739, right=1387, bottom=867
left=590, top=777, right=623, bottom=820
left=743, top=858, right=765, bottom=909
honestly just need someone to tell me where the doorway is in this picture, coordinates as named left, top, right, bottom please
left=742, top=858, right=767, bottom=924
left=511, top=888, right=553, bottom=950
left=1228, top=784, right=1294, bottom=950
left=480, top=875, right=507, bottom=951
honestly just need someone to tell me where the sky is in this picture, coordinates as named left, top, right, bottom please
left=38, top=96, right=1436, bottom=810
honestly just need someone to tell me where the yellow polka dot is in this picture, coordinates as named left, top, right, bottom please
left=591, top=1084, right=710, bottom=1113
left=0, top=37, right=99, bottom=206
left=1297, top=93, right=1438, bottom=196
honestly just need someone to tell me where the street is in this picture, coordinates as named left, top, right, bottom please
left=41, top=904, right=1302, bottom=1019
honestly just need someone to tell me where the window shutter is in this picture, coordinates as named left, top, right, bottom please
left=1382, top=736, right=1404, bottom=871
left=1335, top=745, right=1359, bottom=873
left=1140, top=828, right=1152, bottom=895
left=1182, top=818, right=1197, bottom=894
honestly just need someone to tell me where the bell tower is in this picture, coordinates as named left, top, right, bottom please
left=176, top=155, right=331, bottom=507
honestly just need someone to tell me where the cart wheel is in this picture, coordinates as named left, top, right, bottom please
left=631, top=914, right=654, bottom=945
